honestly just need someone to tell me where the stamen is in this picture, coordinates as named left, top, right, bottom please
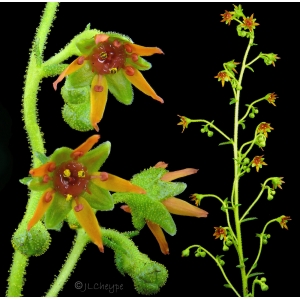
left=99, top=172, right=109, bottom=181
left=63, top=169, right=71, bottom=177
left=131, top=53, right=138, bottom=62
left=72, top=151, right=84, bottom=159
left=113, top=40, right=121, bottom=48
left=94, top=85, right=104, bottom=92
left=109, top=68, right=117, bottom=74
left=78, top=170, right=85, bottom=178
left=124, top=44, right=132, bottom=53
left=48, top=162, right=56, bottom=172
left=99, top=52, right=107, bottom=59
left=43, top=174, right=51, bottom=183
left=44, top=191, right=53, bottom=203
left=125, top=66, right=135, bottom=76
left=77, top=56, right=85, bottom=65
left=74, top=203, right=84, bottom=212
left=66, top=194, right=72, bottom=202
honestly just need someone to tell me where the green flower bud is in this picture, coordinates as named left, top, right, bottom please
left=200, top=251, right=206, bottom=258
left=271, top=190, right=276, bottom=195
left=249, top=113, right=255, bottom=118
left=254, top=109, right=259, bottom=114
left=246, top=168, right=251, bottom=173
left=195, top=252, right=201, bottom=257
left=223, top=245, right=229, bottom=251
left=182, top=248, right=190, bottom=257
left=219, top=260, right=225, bottom=266
left=207, top=131, right=214, bottom=137
left=243, top=158, right=250, bottom=164
left=260, top=277, right=267, bottom=282
left=201, top=128, right=206, bottom=133
left=262, top=239, right=268, bottom=245
left=261, top=283, right=269, bottom=291
left=267, top=195, right=274, bottom=201
left=259, top=142, right=266, bottom=148
left=267, top=234, right=271, bottom=239
left=226, top=240, right=233, bottom=246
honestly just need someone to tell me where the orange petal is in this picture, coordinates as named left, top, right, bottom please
left=29, top=162, right=56, bottom=177
left=94, top=34, right=109, bottom=44
left=154, top=161, right=168, bottom=169
left=27, top=188, right=55, bottom=230
left=120, top=205, right=131, bottom=213
left=53, top=57, right=86, bottom=91
left=91, top=172, right=146, bottom=194
left=90, top=75, right=108, bottom=132
left=124, top=68, right=163, bottom=103
left=129, top=44, right=164, bottom=56
left=71, top=134, right=100, bottom=159
left=146, top=220, right=169, bottom=255
left=161, top=168, right=198, bottom=182
left=162, top=197, right=208, bottom=218
left=72, top=197, right=104, bottom=252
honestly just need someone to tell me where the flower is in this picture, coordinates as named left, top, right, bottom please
left=261, top=53, right=280, bottom=67
left=115, top=162, right=208, bottom=255
left=278, top=216, right=291, bottom=229
left=241, top=14, right=259, bottom=32
left=266, top=92, right=278, bottom=106
left=214, top=71, right=231, bottom=87
left=190, top=193, right=202, bottom=206
left=25, top=135, right=145, bottom=252
left=213, top=226, right=227, bottom=241
left=257, top=122, right=274, bottom=137
left=220, top=10, right=234, bottom=25
left=272, top=177, right=285, bottom=189
left=177, top=115, right=192, bottom=133
left=53, top=33, right=164, bottom=132
left=252, top=155, right=267, bottom=172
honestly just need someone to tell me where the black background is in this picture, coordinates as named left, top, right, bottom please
left=1, top=2, right=299, bottom=297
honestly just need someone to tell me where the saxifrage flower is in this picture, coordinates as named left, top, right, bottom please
left=53, top=33, right=163, bottom=132
left=24, top=135, right=145, bottom=252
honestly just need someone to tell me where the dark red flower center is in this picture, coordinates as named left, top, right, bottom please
left=89, top=39, right=127, bottom=75
left=53, top=161, right=90, bottom=197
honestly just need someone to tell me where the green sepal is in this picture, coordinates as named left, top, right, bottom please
left=19, top=177, right=32, bottom=185
left=83, top=181, right=114, bottom=211
left=76, top=37, right=95, bottom=55
left=66, top=209, right=81, bottom=230
left=106, top=32, right=133, bottom=43
left=79, top=141, right=111, bottom=173
left=126, top=56, right=152, bottom=71
left=106, top=69, right=133, bottom=105
left=44, top=193, right=72, bottom=229
left=49, top=147, right=72, bottom=165
left=62, top=102, right=94, bottom=132
left=34, top=151, right=49, bottom=164
left=61, top=83, right=90, bottom=105
left=28, top=178, right=53, bottom=191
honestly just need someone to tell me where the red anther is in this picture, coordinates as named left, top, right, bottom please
left=113, top=40, right=121, bottom=48
left=48, top=162, right=56, bottom=172
left=74, top=204, right=84, bottom=212
left=131, top=53, right=138, bottom=62
left=77, top=56, right=85, bottom=65
left=43, top=174, right=50, bottom=183
left=44, top=191, right=53, bottom=203
left=94, top=85, right=104, bottom=92
left=72, top=151, right=84, bottom=159
left=99, top=172, right=109, bottom=181
left=125, top=66, right=135, bottom=76
left=124, top=44, right=132, bottom=53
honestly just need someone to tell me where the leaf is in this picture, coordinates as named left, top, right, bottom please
left=243, top=258, right=249, bottom=263
left=223, top=284, right=231, bottom=289
left=236, top=264, right=244, bottom=268
left=248, top=272, right=264, bottom=279
left=219, top=139, right=234, bottom=146
left=246, top=65, right=254, bottom=72
left=239, top=120, right=246, bottom=130
left=229, top=98, right=237, bottom=105
left=241, top=217, right=258, bottom=223
left=34, top=151, right=49, bottom=164
left=252, top=263, right=257, bottom=270
left=19, top=177, right=32, bottom=185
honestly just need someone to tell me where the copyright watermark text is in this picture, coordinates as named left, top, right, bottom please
left=74, top=281, right=123, bottom=293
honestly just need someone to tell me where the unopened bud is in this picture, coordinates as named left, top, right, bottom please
left=207, top=131, right=214, bottom=137
left=182, top=248, right=190, bottom=257
left=223, top=245, right=229, bottom=251
left=249, top=113, right=255, bottom=118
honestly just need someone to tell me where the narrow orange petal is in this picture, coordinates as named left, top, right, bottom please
left=72, top=197, right=104, bottom=252
left=162, top=197, right=208, bottom=218
left=71, top=135, right=100, bottom=159
left=27, top=188, right=55, bottom=230
left=129, top=44, right=164, bottom=56
left=160, top=168, right=198, bottom=182
left=146, top=220, right=169, bottom=255
left=29, top=162, right=56, bottom=177
left=91, top=172, right=146, bottom=194
left=53, top=57, right=86, bottom=91
left=124, top=68, right=163, bottom=103
left=120, top=205, right=131, bottom=213
left=90, top=75, right=108, bottom=132
left=94, top=34, right=109, bottom=44
left=154, top=161, right=168, bottom=169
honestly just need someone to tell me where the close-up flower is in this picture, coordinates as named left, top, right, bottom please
left=252, top=155, right=267, bottom=172
left=177, top=115, right=192, bottom=133
left=272, top=177, right=285, bottom=189
left=257, top=122, right=274, bottom=137
left=53, top=33, right=164, bottom=131
left=114, top=162, right=208, bottom=255
left=213, top=226, right=227, bottom=241
left=266, top=92, right=278, bottom=106
left=241, top=14, right=259, bottom=31
left=24, top=135, right=145, bottom=252
left=214, top=71, right=231, bottom=87
left=220, top=10, right=234, bottom=25
left=277, top=216, right=292, bottom=230
left=190, top=193, right=202, bottom=206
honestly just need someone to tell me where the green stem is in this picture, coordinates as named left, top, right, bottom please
left=240, top=124, right=260, bottom=158
left=247, top=219, right=277, bottom=278
left=46, top=229, right=89, bottom=297
left=246, top=54, right=261, bottom=67
left=187, top=245, right=240, bottom=297
left=240, top=178, right=273, bottom=222
left=190, top=119, right=232, bottom=141
left=6, top=3, right=59, bottom=296
left=251, top=279, right=258, bottom=296
left=233, top=37, right=254, bottom=296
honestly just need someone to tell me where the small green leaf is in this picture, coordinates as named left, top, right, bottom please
left=229, top=98, right=237, bottom=105
left=252, top=263, right=257, bottom=270
left=223, top=284, right=231, bottom=289
left=241, top=217, right=258, bottom=223
left=236, top=264, right=244, bottom=268
left=243, top=258, right=249, bottom=263
left=34, top=151, right=49, bottom=164
left=85, top=23, right=91, bottom=30
left=219, top=139, right=234, bottom=146
left=19, top=177, right=32, bottom=185
left=246, top=65, right=254, bottom=72
left=248, top=272, right=264, bottom=279
left=239, top=120, right=246, bottom=130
